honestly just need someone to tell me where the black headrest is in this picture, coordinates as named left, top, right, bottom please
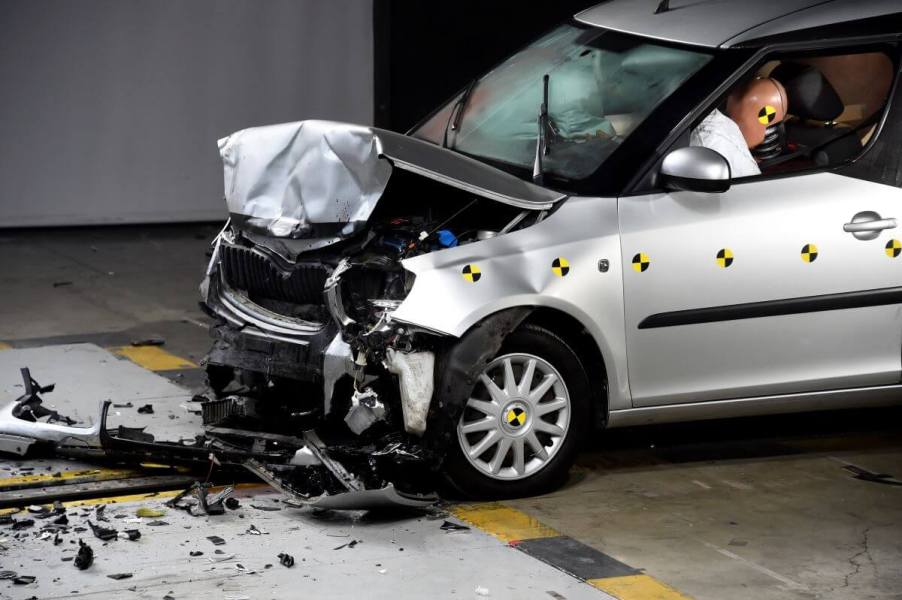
left=771, top=63, right=844, bottom=122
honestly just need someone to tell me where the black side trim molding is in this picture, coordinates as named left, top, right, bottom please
left=638, top=286, right=902, bottom=329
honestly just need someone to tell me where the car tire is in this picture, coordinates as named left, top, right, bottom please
left=443, top=324, right=592, bottom=499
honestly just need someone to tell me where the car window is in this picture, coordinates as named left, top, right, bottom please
left=690, top=49, right=896, bottom=181
left=413, top=25, right=712, bottom=182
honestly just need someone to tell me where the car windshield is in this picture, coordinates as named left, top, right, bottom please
left=412, top=24, right=713, bottom=182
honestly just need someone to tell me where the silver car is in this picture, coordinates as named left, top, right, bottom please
left=200, top=0, right=902, bottom=500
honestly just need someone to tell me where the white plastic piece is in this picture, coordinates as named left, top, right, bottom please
left=289, top=447, right=322, bottom=467
left=384, top=349, right=434, bottom=436
left=344, top=387, right=386, bottom=435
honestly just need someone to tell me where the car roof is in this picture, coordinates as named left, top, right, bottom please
left=575, top=0, right=902, bottom=49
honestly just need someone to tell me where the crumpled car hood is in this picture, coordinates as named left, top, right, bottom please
left=218, top=120, right=564, bottom=239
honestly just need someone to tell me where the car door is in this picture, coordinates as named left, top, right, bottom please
left=618, top=162, right=902, bottom=407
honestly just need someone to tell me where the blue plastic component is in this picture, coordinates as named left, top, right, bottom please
left=436, top=229, right=458, bottom=248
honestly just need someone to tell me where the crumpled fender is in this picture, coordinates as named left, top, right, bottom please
left=390, top=195, right=631, bottom=413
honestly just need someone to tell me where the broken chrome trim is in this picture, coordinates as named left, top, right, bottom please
left=214, top=276, right=324, bottom=338
left=0, top=399, right=104, bottom=455
left=323, top=258, right=355, bottom=329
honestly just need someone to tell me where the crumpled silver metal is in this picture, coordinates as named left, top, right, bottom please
left=218, top=120, right=392, bottom=238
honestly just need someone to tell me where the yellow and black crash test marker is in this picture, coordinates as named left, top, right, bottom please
left=551, top=257, right=570, bottom=277
left=758, top=105, right=777, bottom=125
left=506, top=407, right=526, bottom=427
left=886, top=239, right=901, bottom=258
left=716, top=248, right=734, bottom=268
left=461, top=264, right=481, bottom=282
left=801, top=243, right=818, bottom=263
left=632, top=252, right=650, bottom=272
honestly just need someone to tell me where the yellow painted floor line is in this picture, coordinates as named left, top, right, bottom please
left=0, top=483, right=270, bottom=514
left=0, top=342, right=11, bottom=350
left=588, top=575, right=694, bottom=600
left=110, top=345, right=197, bottom=371
left=0, top=464, right=192, bottom=489
left=450, top=502, right=560, bottom=543
left=0, top=467, right=141, bottom=488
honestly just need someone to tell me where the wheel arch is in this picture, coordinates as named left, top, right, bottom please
left=521, top=307, right=609, bottom=430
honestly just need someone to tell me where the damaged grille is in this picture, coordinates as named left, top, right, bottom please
left=220, top=243, right=328, bottom=305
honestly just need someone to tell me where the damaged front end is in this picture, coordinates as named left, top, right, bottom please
left=191, top=120, right=562, bottom=506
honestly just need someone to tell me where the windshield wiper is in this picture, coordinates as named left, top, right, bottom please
left=442, top=78, right=478, bottom=149
left=533, top=74, right=551, bottom=185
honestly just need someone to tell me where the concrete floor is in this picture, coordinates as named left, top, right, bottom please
left=1, top=224, right=901, bottom=600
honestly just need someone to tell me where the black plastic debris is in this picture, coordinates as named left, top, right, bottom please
left=131, top=337, right=165, bottom=347
left=333, top=540, right=360, bottom=550
left=74, top=540, right=94, bottom=570
left=250, top=504, right=281, bottom=512
left=146, top=520, right=169, bottom=526
left=167, top=481, right=233, bottom=516
left=12, top=519, right=35, bottom=530
left=278, top=553, right=295, bottom=568
left=119, top=529, right=141, bottom=541
left=0, top=571, right=17, bottom=580
left=87, top=520, right=117, bottom=542
left=53, top=513, right=69, bottom=526
left=0, top=515, right=12, bottom=526
left=225, top=497, right=240, bottom=510
left=95, top=505, right=109, bottom=522
left=440, top=520, right=470, bottom=532
left=13, top=575, right=35, bottom=585
left=137, top=404, right=155, bottom=414
left=54, top=533, right=62, bottom=545
left=112, top=402, right=134, bottom=408
left=189, top=551, right=203, bottom=557
left=843, top=464, right=902, bottom=486
left=246, top=524, right=264, bottom=536
left=52, top=281, right=73, bottom=288
left=107, top=573, right=133, bottom=580
left=207, top=535, right=226, bottom=546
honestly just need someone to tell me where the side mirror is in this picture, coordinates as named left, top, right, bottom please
left=659, top=147, right=731, bottom=193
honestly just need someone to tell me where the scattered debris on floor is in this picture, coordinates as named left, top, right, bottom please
left=87, top=520, right=118, bottom=541
left=74, top=540, right=94, bottom=570
left=207, top=535, right=226, bottom=546
left=136, top=507, right=166, bottom=518
left=136, top=403, right=155, bottom=414
left=277, top=552, right=295, bottom=567
left=475, top=585, right=490, bottom=596
left=107, top=573, right=133, bottom=580
left=439, top=520, right=470, bottom=532
left=333, top=539, right=360, bottom=550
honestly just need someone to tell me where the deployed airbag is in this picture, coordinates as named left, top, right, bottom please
left=218, top=120, right=392, bottom=238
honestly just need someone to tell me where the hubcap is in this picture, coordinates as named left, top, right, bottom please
left=457, top=353, right=571, bottom=481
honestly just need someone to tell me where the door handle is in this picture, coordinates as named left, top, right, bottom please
left=843, top=211, right=897, bottom=241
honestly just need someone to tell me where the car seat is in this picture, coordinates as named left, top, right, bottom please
left=770, top=63, right=863, bottom=166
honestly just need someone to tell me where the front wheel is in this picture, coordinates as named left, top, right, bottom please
left=443, top=324, right=592, bottom=499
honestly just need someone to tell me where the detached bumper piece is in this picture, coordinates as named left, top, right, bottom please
left=0, top=369, right=438, bottom=509
left=0, top=368, right=104, bottom=456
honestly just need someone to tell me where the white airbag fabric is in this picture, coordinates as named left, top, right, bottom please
left=218, top=120, right=392, bottom=238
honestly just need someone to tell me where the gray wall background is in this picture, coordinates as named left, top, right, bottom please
left=0, top=0, right=374, bottom=227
